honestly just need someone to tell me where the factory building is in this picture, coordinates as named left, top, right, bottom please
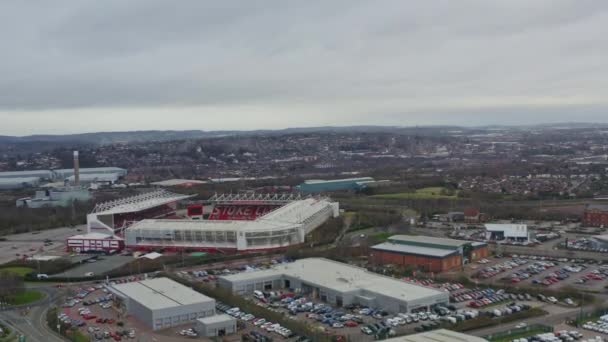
left=218, top=258, right=449, bottom=314
left=107, top=277, right=216, bottom=331
left=296, top=177, right=374, bottom=193
left=370, top=236, right=488, bottom=273
left=0, top=170, right=54, bottom=180
left=583, top=204, right=608, bottom=227
left=16, top=188, right=91, bottom=208
left=52, top=167, right=127, bottom=180
left=484, top=224, right=529, bottom=242
left=0, top=177, right=41, bottom=190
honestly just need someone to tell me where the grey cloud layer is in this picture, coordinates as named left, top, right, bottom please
left=0, top=0, right=607, bottom=134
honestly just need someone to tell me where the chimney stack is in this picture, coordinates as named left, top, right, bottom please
left=73, top=151, right=80, bottom=186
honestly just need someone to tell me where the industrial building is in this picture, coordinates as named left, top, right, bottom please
left=52, top=166, right=127, bottom=180
left=0, top=170, right=54, bottom=180
left=583, top=204, right=608, bottom=227
left=218, top=258, right=449, bottom=314
left=296, top=177, right=374, bottom=193
left=484, top=223, right=529, bottom=242
left=370, top=235, right=488, bottom=273
left=195, top=314, right=237, bottom=337
left=124, top=195, right=339, bottom=253
left=383, top=329, right=488, bottom=342
left=0, top=177, right=41, bottom=190
left=107, top=277, right=216, bottom=331
left=16, top=187, right=91, bottom=208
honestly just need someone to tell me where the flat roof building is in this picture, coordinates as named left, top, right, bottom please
left=370, top=235, right=489, bottom=273
left=383, top=329, right=488, bottom=342
left=195, top=314, right=237, bottom=337
left=484, top=224, right=529, bottom=242
left=218, top=258, right=449, bottom=314
left=107, top=277, right=215, bottom=331
left=296, top=177, right=374, bottom=193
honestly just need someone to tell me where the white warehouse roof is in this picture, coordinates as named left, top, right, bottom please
left=484, top=223, right=528, bottom=238
left=108, top=277, right=213, bottom=310
left=383, top=329, right=488, bottom=342
left=220, top=258, right=446, bottom=302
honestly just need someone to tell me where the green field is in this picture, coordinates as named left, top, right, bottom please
left=0, top=267, right=34, bottom=277
left=7, top=290, right=45, bottom=305
left=372, top=187, right=458, bottom=199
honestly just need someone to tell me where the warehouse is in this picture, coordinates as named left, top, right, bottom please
left=484, top=223, right=529, bottom=242
left=382, top=329, right=487, bottom=342
left=0, top=170, right=54, bottom=180
left=107, top=277, right=216, bottom=331
left=218, top=258, right=449, bottom=314
left=0, top=177, right=41, bottom=190
left=370, top=235, right=489, bottom=273
left=296, top=177, right=374, bottom=193
left=53, top=167, right=127, bottom=180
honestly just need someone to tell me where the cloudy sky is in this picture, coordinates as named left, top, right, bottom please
left=1, top=1, right=607, bottom=135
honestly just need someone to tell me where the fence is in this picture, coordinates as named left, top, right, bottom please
left=484, top=323, right=553, bottom=341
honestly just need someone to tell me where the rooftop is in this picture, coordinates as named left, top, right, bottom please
left=388, top=235, right=471, bottom=248
left=197, top=314, right=235, bottom=325
left=303, top=177, right=374, bottom=185
left=220, top=258, right=446, bottom=301
left=68, top=232, right=121, bottom=240
left=586, top=204, right=608, bottom=211
left=0, top=170, right=53, bottom=178
left=371, top=242, right=458, bottom=258
left=108, top=277, right=213, bottom=310
left=383, top=329, right=487, bottom=342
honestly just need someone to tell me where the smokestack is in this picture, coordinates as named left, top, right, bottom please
left=73, top=151, right=80, bottom=186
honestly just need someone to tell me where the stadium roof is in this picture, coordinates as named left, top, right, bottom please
left=108, top=277, right=213, bottom=310
left=92, top=189, right=194, bottom=215
left=127, top=197, right=333, bottom=232
left=209, top=192, right=304, bottom=204
left=371, top=242, right=458, bottom=258
left=220, top=258, right=446, bottom=302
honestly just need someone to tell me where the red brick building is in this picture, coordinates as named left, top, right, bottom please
left=370, top=235, right=489, bottom=273
left=464, top=208, right=481, bottom=223
left=583, top=204, right=608, bottom=227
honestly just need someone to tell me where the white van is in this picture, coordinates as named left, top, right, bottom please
left=37, top=274, right=49, bottom=279
left=253, top=290, right=265, bottom=300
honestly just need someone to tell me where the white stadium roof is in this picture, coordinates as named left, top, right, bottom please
left=92, top=189, right=194, bottom=215
left=128, top=197, right=332, bottom=232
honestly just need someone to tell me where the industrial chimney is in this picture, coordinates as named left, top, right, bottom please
left=73, top=151, right=80, bottom=186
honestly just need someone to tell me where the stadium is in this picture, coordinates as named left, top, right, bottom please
left=70, top=191, right=339, bottom=253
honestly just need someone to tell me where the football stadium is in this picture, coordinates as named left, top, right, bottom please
left=71, top=191, right=339, bottom=253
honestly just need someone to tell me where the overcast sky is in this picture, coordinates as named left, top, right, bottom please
left=1, top=1, right=607, bottom=135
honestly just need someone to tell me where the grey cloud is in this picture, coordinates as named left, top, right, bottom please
left=0, top=0, right=607, bottom=134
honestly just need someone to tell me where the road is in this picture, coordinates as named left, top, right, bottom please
left=468, top=306, right=591, bottom=338
left=0, top=286, right=66, bottom=342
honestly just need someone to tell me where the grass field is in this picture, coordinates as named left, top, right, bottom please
left=0, top=267, right=34, bottom=277
left=372, top=187, right=458, bottom=199
left=7, top=290, right=45, bottom=305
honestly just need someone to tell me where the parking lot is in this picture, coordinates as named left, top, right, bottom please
left=0, top=226, right=77, bottom=264
left=466, top=254, right=608, bottom=294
